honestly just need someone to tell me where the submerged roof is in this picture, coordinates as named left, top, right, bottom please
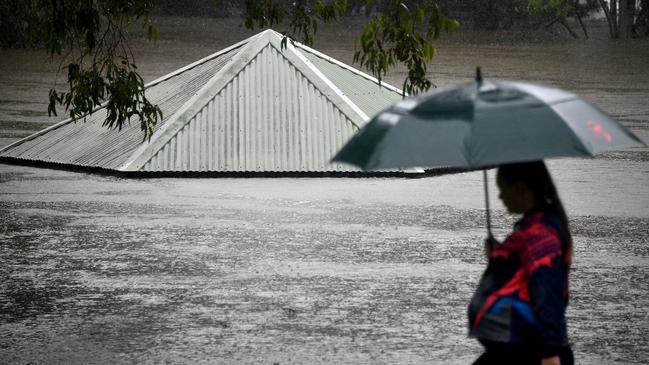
left=0, top=29, right=404, bottom=174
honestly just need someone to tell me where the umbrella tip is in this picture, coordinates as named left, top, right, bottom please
left=476, top=67, right=483, bottom=83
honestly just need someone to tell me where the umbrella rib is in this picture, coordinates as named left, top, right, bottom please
left=546, top=96, right=580, bottom=106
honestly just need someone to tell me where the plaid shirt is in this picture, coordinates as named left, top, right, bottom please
left=468, top=209, right=571, bottom=358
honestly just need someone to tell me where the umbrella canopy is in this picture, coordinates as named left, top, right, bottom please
left=332, top=69, right=646, bottom=236
left=333, top=72, right=645, bottom=171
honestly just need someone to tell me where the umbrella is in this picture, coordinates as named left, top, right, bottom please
left=332, top=68, right=646, bottom=234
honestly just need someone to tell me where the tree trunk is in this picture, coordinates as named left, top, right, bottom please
left=598, top=0, right=619, bottom=38
left=559, top=18, right=580, bottom=38
left=619, top=0, right=635, bottom=38
left=575, top=8, right=589, bottom=39
left=635, top=0, right=649, bottom=37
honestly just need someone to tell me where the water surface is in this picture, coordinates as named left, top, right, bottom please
left=1, top=18, right=648, bottom=364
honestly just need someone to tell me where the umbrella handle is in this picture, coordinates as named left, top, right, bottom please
left=483, top=169, right=493, bottom=238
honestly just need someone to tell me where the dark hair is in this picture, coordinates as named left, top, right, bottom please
left=497, top=161, right=573, bottom=251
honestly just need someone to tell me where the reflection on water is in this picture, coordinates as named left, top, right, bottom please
left=1, top=19, right=648, bottom=364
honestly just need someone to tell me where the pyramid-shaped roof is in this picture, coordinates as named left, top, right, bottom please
left=0, top=29, right=404, bottom=174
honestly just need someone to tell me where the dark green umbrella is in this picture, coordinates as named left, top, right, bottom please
left=332, top=69, right=646, bottom=234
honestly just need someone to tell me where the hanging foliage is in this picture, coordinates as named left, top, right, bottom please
left=39, top=0, right=163, bottom=141
left=353, top=1, right=459, bottom=96
left=4, top=0, right=461, bottom=138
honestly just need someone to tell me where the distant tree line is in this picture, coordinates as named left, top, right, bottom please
left=599, top=0, right=649, bottom=37
left=3, top=0, right=647, bottom=47
left=152, top=0, right=649, bottom=39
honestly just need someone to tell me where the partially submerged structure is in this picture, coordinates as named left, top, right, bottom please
left=0, top=29, right=405, bottom=176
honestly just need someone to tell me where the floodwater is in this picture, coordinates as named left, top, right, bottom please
left=1, top=17, right=649, bottom=364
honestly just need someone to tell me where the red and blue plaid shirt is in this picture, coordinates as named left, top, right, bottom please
left=468, top=208, right=571, bottom=358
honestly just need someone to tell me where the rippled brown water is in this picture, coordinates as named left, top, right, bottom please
left=1, top=17, right=648, bottom=364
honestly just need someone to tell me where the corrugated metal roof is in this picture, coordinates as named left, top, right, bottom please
left=142, top=44, right=359, bottom=172
left=1, top=29, right=404, bottom=174
left=298, top=46, right=404, bottom=120
left=0, top=44, right=243, bottom=169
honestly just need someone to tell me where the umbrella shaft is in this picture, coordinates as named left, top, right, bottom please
left=484, top=169, right=492, bottom=237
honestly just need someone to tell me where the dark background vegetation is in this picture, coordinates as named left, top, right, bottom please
left=2, top=0, right=648, bottom=48
left=153, top=0, right=648, bottom=36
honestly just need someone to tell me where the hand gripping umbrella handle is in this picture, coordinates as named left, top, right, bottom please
left=483, top=169, right=493, bottom=238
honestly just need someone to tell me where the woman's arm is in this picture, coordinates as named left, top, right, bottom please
left=484, top=236, right=499, bottom=257
left=542, top=356, right=561, bottom=365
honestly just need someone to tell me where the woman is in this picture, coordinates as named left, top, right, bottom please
left=468, top=161, right=574, bottom=365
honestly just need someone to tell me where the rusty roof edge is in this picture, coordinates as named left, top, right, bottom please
left=293, top=42, right=405, bottom=96
left=118, top=31, right=273, bottom=171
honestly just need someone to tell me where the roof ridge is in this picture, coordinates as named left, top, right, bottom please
left=283, top=41, right=368, bottom=130
left=144, top=34, right=253, bottom=89
left=119, top=31, right=273, bottom=171
left=293, top=42, right=404, bottom=96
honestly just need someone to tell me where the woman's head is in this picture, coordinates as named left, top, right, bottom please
left=496, top=170, right=536, bottom=214
left=496, top=160, right=572, bottom=244
left=496, top=160, right=555, bottom=213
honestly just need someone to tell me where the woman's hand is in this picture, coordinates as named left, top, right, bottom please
left=541, top=356, right=560, bottom=365
left=484, top=235, right=499, bottom=257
